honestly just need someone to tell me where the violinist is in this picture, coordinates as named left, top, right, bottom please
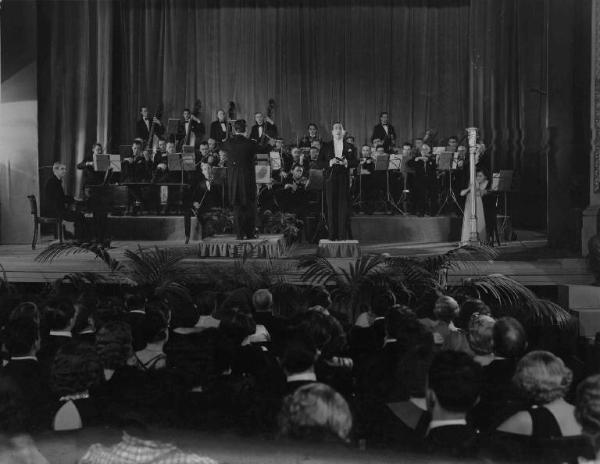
left=135, top=106, right=164, bottom=143
left=199, top=141, right=210, bottom=163
left=209, top=109, right=228, bottom=143
left=282, top=147, right=309, bottom=177
left=299, top=123, right=321, bottom=148
left=407, top=143, right=438, bottom=216
left=176, top=108, right=204, bottom=150
left=280, top=164, right=309, bottom=219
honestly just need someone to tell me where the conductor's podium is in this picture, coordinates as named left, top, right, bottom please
left=198, top=234, right=286, bottom=258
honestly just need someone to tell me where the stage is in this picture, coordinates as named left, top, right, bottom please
left=0, top=226, right=590, bottom=288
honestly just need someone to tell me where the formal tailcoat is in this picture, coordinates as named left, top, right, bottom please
left=209, top=120, right=228, bottom=143
left=223, top=135, right=258, bottom=206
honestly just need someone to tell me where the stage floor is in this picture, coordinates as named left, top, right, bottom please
left=0, top=229, right=591, bottom=287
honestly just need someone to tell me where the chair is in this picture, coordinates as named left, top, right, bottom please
left=27, top=194, right=63, bottom=249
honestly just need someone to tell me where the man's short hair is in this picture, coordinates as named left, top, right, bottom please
left=52, top=161, right=65, bottom=171
left=282, top=335, right=317, bottom=374
left=183, top=108, right=191, bottom=113
left=493, top=317, right=527, bottom=359
left=379, top=111, right=389, bottom=118
left=5, top=318, right=38, bottom=357
left=132, top=139, right=142, bottom=147
left=428, top=350, right=482, bottom=412
left=92, top=142, right=102, bottom=151
left=142, top=310, right=169, bottom=344
left=305, top=285, right=331, bottom=309
left=252, top=289, right=273, bottom=312
left=199, top=141, right=209, bottom=147
left=234, top=119, right=247, bottom=133
left=307, top=123, right=318, bottom=130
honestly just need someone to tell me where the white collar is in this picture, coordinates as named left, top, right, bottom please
left=427, top=418, right=467, bottom=435
left=410, top=397, right=427, bottom=410
left=287, top=372, right=317, bottom=383
left=129, top=309, right=145, bottom=315
left=10, top=356, right=38, bottom=362
left=49, top=331, right=72, bottom=338
left=383, top=337, right=397, bottom=347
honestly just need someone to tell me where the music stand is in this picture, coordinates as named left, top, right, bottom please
left=492, top=170, right=514, bottom=243
left=373, top=153, right=405, bottom=215
left=269, top=151, right=282, bottom=171
left=307, top=169, right=327, bottom=243
left=436, top=152, right=463, bottom=216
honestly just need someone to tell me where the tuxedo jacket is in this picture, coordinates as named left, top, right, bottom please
left=371, top=123, right=397, bottom=144
left=209, top=120, right=228, bottom=143
left=44, top=175, right=70, bottom=217
left=135, top=118, right=165, bottom=142
left=249, top=122, right=278, bottom=144
left=176, top=119, right=205, bottom=145
left=317, top=140, right=358, bottom=174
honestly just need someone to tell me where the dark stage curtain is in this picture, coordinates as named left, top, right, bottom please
left=37, top=0, right=113, bottom=204
left=36, top=0, right=590, bottom=234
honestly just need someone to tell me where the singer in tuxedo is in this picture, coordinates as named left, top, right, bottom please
left=371, top=112, right=397, bottom=152
left=223, top=119, right=259, bottom=239
left=209, top=109, right=229, bottom=143
left=249, top=112, right=278, bottom=152
left=317, top=123, right=358, bottom=241
left=135, top=106, right=164, bottom=142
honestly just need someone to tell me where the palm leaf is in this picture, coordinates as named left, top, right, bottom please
left=300, top=255, right=343, bottom=286
left=35, top=241, right=123, bottom=273
left=123, top=246, right=188, bottom=285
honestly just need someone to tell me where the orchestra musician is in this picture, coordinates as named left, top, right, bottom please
left=76, top=142, right=104, bottom=196
left=282, top=147, right=309, bottom=177
left=198, top=141, right=210, bottom=163
left=176, top=108, right=204, bottom=150
left=207, top=138, right=218, bottom=155
left=44, top=162, right=87, bottom=240
left=299, top=123, right=321, bottom=148
left=135, top=106, right=164, bottom=143
left=152, top=138, right=168, bottom=169
left=317, top=122, right=358, bottom=241
left=209, top=109, right=229, bottom=143
left=371, top=112, right=397, bottom=152
left=223, top=119, right=259, bottom=240
left=407, top=143, right=438, bottom=216
left=250, top=112, right=278, bottom=152
left=122, top=139, right=153, bottom=214
left=308, top=147, right=320, bottom=170
left=279, top=164, right=309, bottom=220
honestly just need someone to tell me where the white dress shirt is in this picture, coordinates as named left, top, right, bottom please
left=334, top=138, right=344, bottom=157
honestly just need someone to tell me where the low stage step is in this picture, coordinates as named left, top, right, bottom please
left=350, top=214, right=461, bottom=243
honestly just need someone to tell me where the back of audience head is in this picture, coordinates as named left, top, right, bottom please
left=289, top=310, right=333, bottom=352
left=279, top=383, right=352, bottom=442
left=72, top=303, right=95, bottom=338
left=433, top=296, right=460, bottom=324
left=512, top=350, right=572, bottom=405
left=4, top=318, right=39, bottom=358
left=124, top=293, right=145, bottom=313
left=95, top=321, right=133, bottom=371
left=51, top=341, right=103, bottom=396
left=576, top=374, right=600, bottom=449
left=43, top=298, right=76, bottom=332
left=385, top=305, right=425, bottom=351
left=220, top=288, right=253, bottom=316
left=196, top=291, right=219, bottom=316
left=305, top=285, right=332, bottom=311
left=272, top=284, right=306, bottom=319
left=166, top=297, right=197, bottom=329
left=142, top=310, right=169, bottom=347
left=219, top=310, right=256, bottom=346
left=282, top=335, right=318, bottom=375
left=427, top=351, right=482, bottom=414
left=455, top=298, right=491, bottom=329
left=493, top=317, right=527, bottom=359
left=397, top=331, right=435, bottom=399
left=9, top=302, right=40, bottom=326
left=371, top=289, right=396, bottom=318
left=467, top=314, right=496, bottom=356
left=252, top=289, right=273, bottom=314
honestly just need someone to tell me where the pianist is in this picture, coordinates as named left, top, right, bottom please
left=44, top=162, right=86, bottom=240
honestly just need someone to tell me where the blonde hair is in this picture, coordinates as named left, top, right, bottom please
left=576, top=374, right=600, bottom=449
left=278, top=383, right=352, bottom=442
left=513, top=350, right=572, bottom=404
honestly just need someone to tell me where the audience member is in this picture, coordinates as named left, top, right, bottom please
left=123, top=293, right=147, bottom=352
left=38, top=298, right=75, bottom=370
left=468, top=314, right=496, bottom=366
left=425, top=350, right=482, bottom=456
left=575, top=374, right=600, bottom=462
left=133, top=311, right=169, bottom=371
left=419, top=296, right=460, bottom=346
left=497, top=350, right=581, bottom=438
left=278, top=383, right=352, bottom=443
left=282, top=335, right=319, bottom=394
left=442, top=298, right=491, bottom=354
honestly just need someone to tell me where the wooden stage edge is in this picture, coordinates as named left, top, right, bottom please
left=0, top=237, right=593, bottom=287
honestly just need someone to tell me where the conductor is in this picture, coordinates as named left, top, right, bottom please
left=318, top=122, right=358, bottom=241
left=222, top=119, right=258, bottom=239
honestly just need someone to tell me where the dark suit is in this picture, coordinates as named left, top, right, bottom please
left=209, top=120, right=228, bottom=143
left=249, top=123, right=278, bottom=152
left=223, top=134, right=258, bottom=239
left=317, top=140, right=358, bottom=240
left=371, top=123, right=397, bottom=151
left=176, top=119, right=205, bottom=149
left=76, top=155, right=103, bottom=192
left=44, top=175, right=86, bottom=239
left=135, top=118, right=164, bottom=143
